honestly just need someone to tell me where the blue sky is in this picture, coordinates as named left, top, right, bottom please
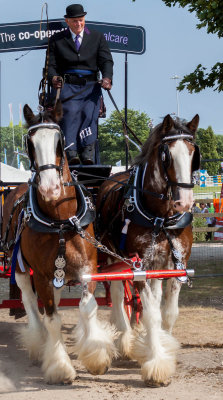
left=0, top=0, right=223, bottom=134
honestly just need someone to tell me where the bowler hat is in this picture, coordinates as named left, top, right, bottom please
left=64, top=4, right=87, bottom=18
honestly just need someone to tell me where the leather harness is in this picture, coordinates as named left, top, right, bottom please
left=124, top=165, right=193, bottom=235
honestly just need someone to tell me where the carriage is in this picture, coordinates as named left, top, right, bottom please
left=0, top=102, right=199, bottom=387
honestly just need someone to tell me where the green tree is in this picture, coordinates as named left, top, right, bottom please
left=0, top=125, right=29, bottom=169
left=215, top=134, right=223, bottom=173
left=196, top=126, right=219, bottom=175
left=161, top=0, right=223, bottom=93
left=216, top=135, right=223, bottom=158
left=98, top=109, right=151, bottom=165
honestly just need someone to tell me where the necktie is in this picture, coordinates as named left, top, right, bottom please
left=75, top=34, right=80, bottom=51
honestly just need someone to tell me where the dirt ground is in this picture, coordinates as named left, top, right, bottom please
left=0, top=305, right=223, bottom=400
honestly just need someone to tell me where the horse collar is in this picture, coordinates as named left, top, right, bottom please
left=124, top=165, right=193, bottom=233
left=25, top=173, right=96, bottom=234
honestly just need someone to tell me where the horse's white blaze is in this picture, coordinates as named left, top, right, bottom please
left=31, top=128, right=61, bottom=200
left=170, top=141, right=194, bottom=211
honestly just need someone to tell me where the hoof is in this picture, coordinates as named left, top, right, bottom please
left=45, top=370, right=76, bottom=385
left=144, top=379, right=171, bottom=388
left=87, top=365, right=109, bottom=376
left=43, top=361, right=76, bottom=385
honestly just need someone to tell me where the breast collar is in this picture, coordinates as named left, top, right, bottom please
left=125, top=165, right=193, bottom=234
left=25, top=173, right=96, bottom=233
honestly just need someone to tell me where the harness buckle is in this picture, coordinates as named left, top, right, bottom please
left=153, top=217, right=164, bottom=236
left=69, top=215, right=85, bottom=237
left=69, top=215, right=80, bottom=227
left=71, top=170, right=78, bottom=181
left=24, top=206, right=32, bottom=223
left=125, top=196, right=135, bottom=212
left=85, top=196, right=95, bottom=211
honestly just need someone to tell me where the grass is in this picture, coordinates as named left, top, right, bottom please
left=179, top=259, right=223, bottom=308
left=193, top=185, right=221, bottom=198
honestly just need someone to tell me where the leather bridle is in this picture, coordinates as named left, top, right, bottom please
left=25, top=122, right=65, bottom=176
left=158, top=133, right=200, bottom=190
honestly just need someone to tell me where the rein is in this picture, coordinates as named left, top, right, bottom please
left=64, top=169, right=169, bottom=200
left=107, top=90, right=143, bottom=146
left=54, top=85, right=143, bottom=149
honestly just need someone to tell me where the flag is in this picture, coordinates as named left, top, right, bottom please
left=17, top=147, right=20, bottom=169
left=116, top=160, right=122, bottom=167
left=4, top=148, right=7, bottom=164
left=8, top=103, right=13, bottom=128
left=19, top=103, right=23, bottom=127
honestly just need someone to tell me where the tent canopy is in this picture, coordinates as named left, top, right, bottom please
left=0, top=162, right=31, bottom=183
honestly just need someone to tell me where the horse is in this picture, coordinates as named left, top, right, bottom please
left=1, top=101, right=117, bottom=384
left=96, top=114, right=200, bottom=387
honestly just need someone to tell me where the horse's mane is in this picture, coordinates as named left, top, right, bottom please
left=24, top=108, right=57, bottom=128
left=133, top=117, right=193, bottom=166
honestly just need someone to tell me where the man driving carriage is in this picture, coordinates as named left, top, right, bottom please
left=47, top=4, right=114, bottom=165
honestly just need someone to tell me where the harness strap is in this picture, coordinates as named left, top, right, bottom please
left=53, top=230, right=67, bottom=288
left=37, top=164, right=62, bottom=173
left=11, top=210, right=26, bottom=284
left=1, top=192, right=28, bottom=251
left=26, top=173, right=95, bottom=233
left=167, top=181, right=194, bottom=189
left=67, top=169, right=169, bottom=199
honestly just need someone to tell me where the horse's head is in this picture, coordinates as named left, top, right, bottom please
left=136, top=114, right=200, bottom=213
left=23, top=101, right=64, bottom=201
left=158, top=114, right=200, bottom=212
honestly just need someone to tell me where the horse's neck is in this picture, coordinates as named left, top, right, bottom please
left=37, top=162, right=78, bottom=220
left=141, top=163, right=172, bottom=217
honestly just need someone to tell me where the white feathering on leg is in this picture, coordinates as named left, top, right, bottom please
left=110, top=281, right=134, bottom=358
left=42, top=313, right=76, bottom=384
left=74, top=291, right=118, bottom=375
left=131, top=282, right=179, bottom=385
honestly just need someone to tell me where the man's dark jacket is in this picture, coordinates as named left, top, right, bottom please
left=47, top=27, right=113, bottom=83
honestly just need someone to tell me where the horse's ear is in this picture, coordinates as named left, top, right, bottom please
left=51, top=100, right=63, bottom=122
left=23, top=104, right=35, bottom=124
left=187, top=114, right=199, bottom=133
left=161, top=114, right=174, bottom=132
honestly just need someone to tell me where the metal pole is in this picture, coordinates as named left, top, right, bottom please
left=124, top=52, right=128, bottom=170
left=171, top=75, right=180, bottom=117
left=0, top=61, right=1, bottom=163
left=176, top=82, right=180, bottom=117
left=82, top=269, right=194, bottom=282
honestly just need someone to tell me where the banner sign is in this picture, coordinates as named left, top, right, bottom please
left=0, top=19, right=146, bottom=55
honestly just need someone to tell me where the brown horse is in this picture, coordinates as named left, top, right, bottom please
left=96, top=114, right=200, bottom=386
left=1, top=102, right=117, bottom=384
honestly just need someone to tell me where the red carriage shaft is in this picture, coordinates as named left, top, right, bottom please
left=82, top=269, right=194, bottom=282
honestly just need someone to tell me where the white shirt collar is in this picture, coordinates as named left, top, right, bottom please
left=69, top=28, right=84, bottom=41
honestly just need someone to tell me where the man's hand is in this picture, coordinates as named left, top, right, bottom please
left=52, top=76, right=63, bottom=89
left=100, top=78, right=112, bottom=91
